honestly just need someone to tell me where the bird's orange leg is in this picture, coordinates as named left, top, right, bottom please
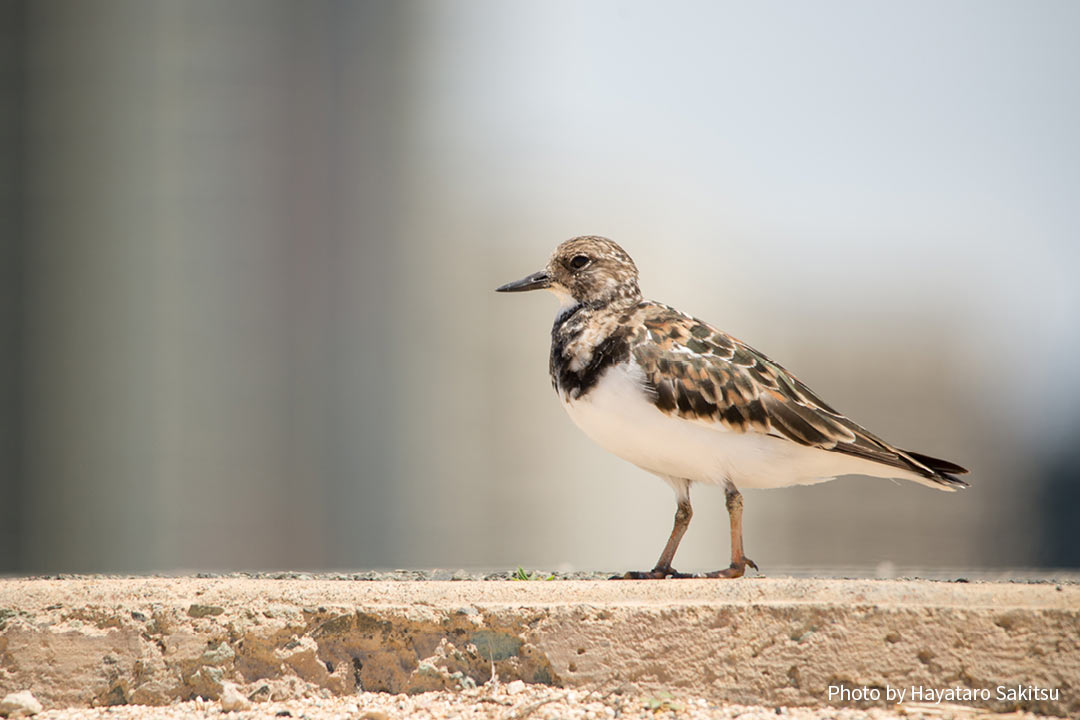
left=616, top=497, right=694, bottom=579
left=704, top=486, right=758, bottom=578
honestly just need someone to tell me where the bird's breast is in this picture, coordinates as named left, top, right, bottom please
left=550, top=325, right=632, bottom=400
left=560, top=359, right=735, bottom=482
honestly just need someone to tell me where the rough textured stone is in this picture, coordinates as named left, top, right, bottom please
left=0, top=690, right=42, bottom=717
left=217, top=682, right=251, bottom=712
left=0, top=577, right=1076, bottom=716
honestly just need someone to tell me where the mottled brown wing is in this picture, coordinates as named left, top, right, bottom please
left=631, top=305, right=968, bottom=486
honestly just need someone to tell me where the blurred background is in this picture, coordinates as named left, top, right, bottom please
left=1, top=0, right=1078, bottom=575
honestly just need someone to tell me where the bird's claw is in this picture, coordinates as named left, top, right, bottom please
left=612, top=567, right=693, bottom=580
left=703, top=557, right=759, bottom=579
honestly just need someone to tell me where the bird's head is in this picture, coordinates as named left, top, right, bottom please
left=496, top=235, right=641, bottom=309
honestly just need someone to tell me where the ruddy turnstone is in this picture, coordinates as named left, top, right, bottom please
left=496, top=236, right=969, bottom=579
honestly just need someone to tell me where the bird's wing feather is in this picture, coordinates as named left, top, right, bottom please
left=630, top=304, right=968, bottom=487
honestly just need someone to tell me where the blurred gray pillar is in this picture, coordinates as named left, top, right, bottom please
left=0, top=0, right=27, bottom=571
left=6, top=0, right=409, bottom=572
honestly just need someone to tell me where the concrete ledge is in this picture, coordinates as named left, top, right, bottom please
left=1, top=577, right=1076, bottom=716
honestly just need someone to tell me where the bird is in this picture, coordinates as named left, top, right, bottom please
left=496, top=235, right=969, bottom=579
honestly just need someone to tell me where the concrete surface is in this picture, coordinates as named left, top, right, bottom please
left=0, top=577, right=1076, bottom=716
left=4, top=688, right=1064, bottom=720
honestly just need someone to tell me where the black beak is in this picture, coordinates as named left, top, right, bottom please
left=495, top=270, right=551, bottom=293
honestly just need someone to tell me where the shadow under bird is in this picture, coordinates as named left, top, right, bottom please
left=496, top=236, right=969, bottom=579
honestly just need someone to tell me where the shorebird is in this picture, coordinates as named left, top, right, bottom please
left=496, top=236, right=969, bottom=578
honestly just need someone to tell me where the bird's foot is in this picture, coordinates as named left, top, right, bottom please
left=612, top=566, right=694, bottom=580
left=703, top=557, right=759, bottom=579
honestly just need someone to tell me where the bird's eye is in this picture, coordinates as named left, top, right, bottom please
left=569, top=254, right=590, bottom=270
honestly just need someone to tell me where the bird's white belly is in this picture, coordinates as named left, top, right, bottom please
left=562, top=361, right=911, bottom=489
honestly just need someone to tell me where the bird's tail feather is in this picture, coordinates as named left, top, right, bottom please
left=904, top=449, right=970, bottom=489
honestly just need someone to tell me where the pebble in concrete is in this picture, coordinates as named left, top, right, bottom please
left=216, top=683, right=250, bottom=712
left=0, top=691, right=42, bottom=718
